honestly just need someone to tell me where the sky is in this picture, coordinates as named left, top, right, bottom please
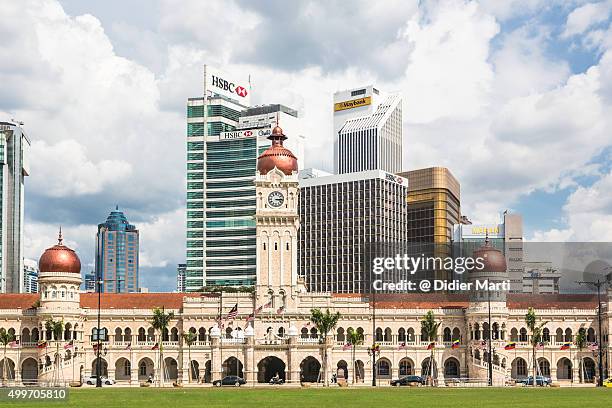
left=1, top=0, right=612, bottom=291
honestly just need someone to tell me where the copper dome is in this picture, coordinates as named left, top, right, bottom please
left=38, top=230, right=81, bottom=274
left=256, top=126, right=298, bottom=176
left=472, top=237, right=507, bottom=272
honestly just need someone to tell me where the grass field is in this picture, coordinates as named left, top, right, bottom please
left=3, top=387, right=611, bottom=408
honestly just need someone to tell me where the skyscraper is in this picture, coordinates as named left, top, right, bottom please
left=333, top=86, right=402, bottom=174
left=185, top=66, right=304, bottom=291
left=95, top=207, right=139, bottom=293
left=176, top=263, right=186, bottom=292
left=0, top=121, right=30, bottom=293
left=84, top=271, right=96, bottom=292
left=23, top=258, right=38, bottom=293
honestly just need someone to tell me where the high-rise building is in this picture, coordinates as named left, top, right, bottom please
left=185, top=66, right=304, bottom=291
left=95, top=207, right=139, bottom=293
left=0, top=122, right=30, bottom=293
left=333, top=85, right=402, bottom=174
left=84, top=271, right=96, bottom=292
left=522, top=261, right=560, bottom=294
left=23, top=258, right=38, bottom=293
left=176, top=263, right=186, bottom=292
left=298, top=170, right=410, bottom=293
left=452, top=212, right=524, bottom=292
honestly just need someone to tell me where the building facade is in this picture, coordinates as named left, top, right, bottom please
left=523, top=261, right=561, bottom=294
left=95, top=207, right=139, bottom=293
left=83, top=272, right=96, bottom=293
left=0, top=121, right=30, bottom=293
left=298, top=170, right=410, bottom=293
left=185, top=66, right=304, bottom=291
left=333, top=86, right=402, bottom=174
left=0, top=127, right=608, bottom=388
left=23, top=259, right=38, bottom=294
left=176, top=264, right=186, bottom=293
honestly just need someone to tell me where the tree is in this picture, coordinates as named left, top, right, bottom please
left=346, top=328, right=363, bottom=384
left=182, top=331, right=197, bottom=383
left=525, top=307, right=547, bottom=386
left=45, top=318, right=64, bottom=386
left=310, top=308, right=341, bottom=386
left=150, top=307, right=174, bottom=386
left=575, top=327, right=587, bottom=383
left=0, top=328, right=15, bottom=385
left=421, top=311, right=441, bottom=385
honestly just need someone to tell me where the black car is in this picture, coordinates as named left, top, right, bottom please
left=213, top=376, right=247, bottom=387
left=390, top=375, right=425, bottom=386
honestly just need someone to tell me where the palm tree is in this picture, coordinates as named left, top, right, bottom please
left=310, top=308, right=341, bottom=386
left=181, top=331, right=197, bottom=383
left=525, top=307, right=547, bottom=386
left=421, top=310, right=440, bottom=385
left=150, top=307, right=174, bottom=386
left=575, top=327, right=587, bottom=383
left=0, top=328, right=15, bottom=385
left=345, top=328, right=363, bottom=384
left=45, top=318, right=64, bottom=386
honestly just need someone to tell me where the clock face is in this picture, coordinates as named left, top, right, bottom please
left=267, top=191, right=285, bottom=208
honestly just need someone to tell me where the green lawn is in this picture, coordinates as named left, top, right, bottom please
left=3, top=387, right=611, bottom=408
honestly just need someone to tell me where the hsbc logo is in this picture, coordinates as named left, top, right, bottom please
left=211, top=75, right=248, bottom=98
left=244, top=130, right=253, bottom=136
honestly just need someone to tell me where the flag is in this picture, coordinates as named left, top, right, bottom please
left=225, top=303, right=238, bottom=320
left=264, top=300, right=273, bottom=308
left=125, top=342, right=132, bottom=351
left=480, top=340, right=487, bottom=350
left=342, top=343, right=352, bottom=351
left=397, top=342, right=406, bottom=350
left=303, top=322, right=311, bottom=328
left=276, top=306, right=285, bottom=315
left=9, top=340, right=20, bottom=348
left=64, top=340, right=74, bottom=350
left=588, top=343, right=599, bottom=351
left=560, top=342, right=571, bottom=351
left=504, top=342, right=516, bottom=350
left=92, top=343, right=100, bottom=352
left=535, top=342, right=544, bottom=350
left=451, top=339, right=460, bottom=349
left=37, top=340, right=47, bottom=349
left=151, top=343, right=159, bottom=350
left=427, top=342, right=435, bottom=350
left=255, top=305, right=264, bottom=314
left=246, top=313, right=255, bottom=322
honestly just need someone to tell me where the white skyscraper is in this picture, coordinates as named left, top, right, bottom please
left=0, top=121, right=30, bottom=293
left=23, top=258, right=39, bottom=293
left=333, top=85, right=402, bottom=174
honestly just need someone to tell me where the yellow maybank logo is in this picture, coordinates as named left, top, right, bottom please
left=334, top=96, right=372, bottom=111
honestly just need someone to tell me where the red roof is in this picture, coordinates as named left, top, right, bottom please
left=507, top=294, right=598, bottom=309
left=79, top=293, right=192, bottom=310
left=0, top=294, right=39, bottom=309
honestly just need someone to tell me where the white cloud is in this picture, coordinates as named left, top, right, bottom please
left=562, top=0, right=612, bottom=38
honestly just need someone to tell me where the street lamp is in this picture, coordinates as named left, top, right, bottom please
left=576, top=279, right=608, bottom=387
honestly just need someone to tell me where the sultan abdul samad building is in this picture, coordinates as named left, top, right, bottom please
left=0, top=126, right=610, bottom=386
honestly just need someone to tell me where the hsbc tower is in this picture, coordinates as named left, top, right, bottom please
left=185, top=66, right=304, bottom=291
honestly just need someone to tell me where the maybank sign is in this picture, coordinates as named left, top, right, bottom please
left=204, top=65, right=251, bottom=104
left=220, top=128, right=272, bottom=141
left=334, top=96, right=372, bottom=112
left=468, top=225, right=504, bottom=238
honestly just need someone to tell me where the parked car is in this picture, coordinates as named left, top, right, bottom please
left=212, top=376, right=246, bottom=387
left=521, top=376, right=552, bottom=386
left=390, top=375, right=425, bottom=386
left=83, top=375, right=115, bottom=385
left=603, top=378, right=612, bottom=388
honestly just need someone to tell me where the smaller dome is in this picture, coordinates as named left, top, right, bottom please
left=472, top=237, right=507, bottom=272
left=256, top=125, right=298, bottom=176
left=38, top=229, right=81, bottom=274
left=287, top=324, right=298, bottom=337
left=244, top=324, right=254, bottom=337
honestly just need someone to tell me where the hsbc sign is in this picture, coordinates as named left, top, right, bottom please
left=205, top=65, right=251, bottom=104
left=220, top=128, right=272, bottom=140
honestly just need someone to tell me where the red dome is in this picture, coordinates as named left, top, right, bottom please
left=472, top=238, right=507, bottom=272
left=39, top=231, right=81, bottom=274
left=257, top=126, right=298, bottom=176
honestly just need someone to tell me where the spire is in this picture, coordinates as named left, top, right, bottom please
left=116, top=204, right=119, bottom=211
left=58, top=226, right=64, bottom=245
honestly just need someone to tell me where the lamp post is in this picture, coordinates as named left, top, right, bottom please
left=487, top=284, right=493, bottom=386
left=576, top=279, right=608, bottom=387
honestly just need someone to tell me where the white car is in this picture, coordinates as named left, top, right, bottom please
left=83, top=375, right=115, bottom=385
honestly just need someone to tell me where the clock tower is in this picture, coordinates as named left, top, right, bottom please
left=255, top=125, right=300, bottom=309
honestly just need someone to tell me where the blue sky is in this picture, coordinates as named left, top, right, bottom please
left=1, top=0, right=612, bottom=291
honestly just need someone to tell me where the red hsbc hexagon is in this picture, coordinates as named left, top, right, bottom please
left=244, top=130, right=253, bottom=136
left=235, top=86, right=248, bottom=97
